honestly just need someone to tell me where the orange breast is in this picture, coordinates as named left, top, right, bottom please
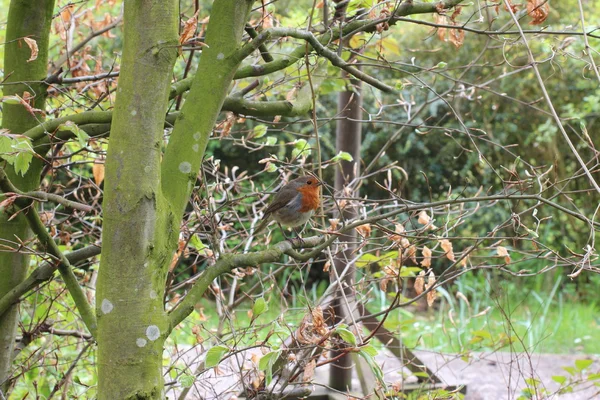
left=297, top=185, right=321, bottom=212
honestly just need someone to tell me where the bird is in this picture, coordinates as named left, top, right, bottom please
left=254, top=175, right=322, bottom=236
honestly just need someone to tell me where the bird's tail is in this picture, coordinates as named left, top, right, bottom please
left=252, top=216, right=271, bottom=235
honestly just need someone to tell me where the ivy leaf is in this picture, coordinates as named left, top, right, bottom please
left=205, top=345, right=228, bottom=368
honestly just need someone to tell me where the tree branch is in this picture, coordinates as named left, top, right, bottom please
left=167, top=236, right=323, bottom=332
left=0, top=244, right=101, bottom=318
left=0, top=169, right=97, bottom=337
left=3, top=190, right=93, bottom=213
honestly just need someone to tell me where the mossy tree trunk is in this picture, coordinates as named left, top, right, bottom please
left=0, top=0, right=55, bottom=393
left=95, top=0, right=253, bottom=398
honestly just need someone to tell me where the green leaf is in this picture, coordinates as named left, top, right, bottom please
left=252, top=297, right=268, bottom=317
left=471, top=330, right=492, bottom=340
left=265, top=163, right=278, bottom=173
left=562, top=366, right=577, bottom=375
left=394, top=80, right=404, bottom=91
left=399, top=266, right=422, bottom=277
left=524, top=378, right=540, bottom=387
left=588, top=373, right=600, bottom=381
left=357, top=348, right=385, bottom=386
left=11, top=138, right=34, bottom=176
left=552, top=375, right=567, bottom=385
left=335, top=327, right=357, bottom=346
left=252, top=124, right=268, bottom=139
left=180, top=373, right=195, bottom=388
left=263, top=136, right=277, bottom=146
left=575, top=359, right=593, bottom=371
left=1, top=96, right=22, bottom=105
left=291, top=139, right=311, bottom=159
left=58, top=121, right=89, bottom=147
left=359, top=344, right=378, bottom=357
left=331, top=151, right=353, bottom=163
left=205, top=345, right=228, bottom=368
left=435, top=61, right=448, bottom=69
left=258, top=351, right=279, bottom=386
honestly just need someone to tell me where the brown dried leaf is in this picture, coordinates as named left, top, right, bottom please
left=356, top=223, right=371, bottom=238
left=179, top=11, right=199, bottom=48
left=23, top=38, right=38, bottom=63
left=527, top=0, right=549, bottom=25
left=497, top=246, right=511, bottom=263
left=328, top=218, right=339, bottom=231
left=414, top=270, right=425, bottom=295
left=426, top=271, right=436, bottom=307
left=220, top=112, right=235, bottom=138
left=434, top=14, right=448, bottom=42
left=417, top=210, right=431, bottom=225
left=93, top=160, right=105, bottom=185
left=421, top=246, right=432, bottom=268
left=440, top=239, right=455, bottom=261
left=312, top=306, right=327, bottom=336
left=405, top=245, right=417, bottom=264
left=449, top=28, right=465, bottom=49
left=323, top=260, right=331, bottom=272
left=303, top=359, right=316, bottom=382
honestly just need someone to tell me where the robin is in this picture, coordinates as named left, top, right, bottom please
left=254, top=175, right=322, bottom=235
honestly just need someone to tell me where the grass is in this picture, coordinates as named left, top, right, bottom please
left=171, top=273, right=600, bottom=356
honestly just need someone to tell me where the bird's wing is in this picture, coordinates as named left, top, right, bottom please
left=262, top=191, right=296, bottom=218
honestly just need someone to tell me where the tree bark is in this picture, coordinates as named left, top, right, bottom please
left=95, top=1, right=179, bottom=398
left=0, top=0, right=55, bottom=394
left=329, top=76, right=363, bottom=391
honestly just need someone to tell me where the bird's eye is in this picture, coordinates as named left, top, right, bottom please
left=307, top=180, right=312, bottom=185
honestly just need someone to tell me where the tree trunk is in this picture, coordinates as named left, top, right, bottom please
left=95, top=1, right=179, bottom=398
left=95, top=0, right=253, bottom=397
left=0, top=0, right=55, bottom=394
left=329, top=77, right=363, bottom=391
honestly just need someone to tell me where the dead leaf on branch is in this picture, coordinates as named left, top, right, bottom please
left=93, top=159, right=105, bottom=185
left=421, top=246, right=432, bottom=268
left=414, top=270, right=425, bottom=295
left=527, top=0, right=550, bottom=25
left=303, top=359, right=316, bottom=382
left=440, top=239, right=455, bottom=262
left=417, top=210, right=431, bottom=225
left=179, top=11, right=199, bottom=53
left=23, top=37, right=38, bottom=63
left=426, top=270, right=436, bottom=307
left=497, top=246, right=511, bottom=264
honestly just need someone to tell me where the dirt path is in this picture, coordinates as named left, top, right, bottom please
left=415, top=351, right=600, bottom=399
left=167, top=347, right=600, bottom=399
